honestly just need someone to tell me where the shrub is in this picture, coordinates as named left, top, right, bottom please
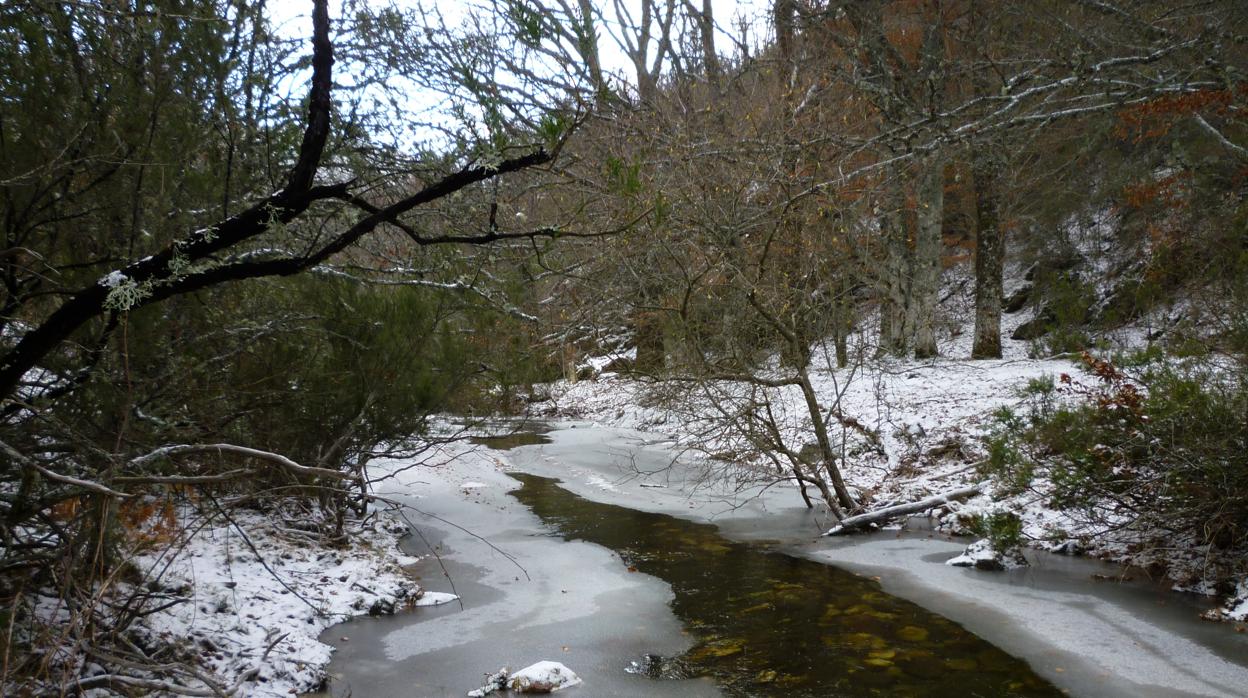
left=973, top=511, right=1025, bottom=551
left=984, top=352, right=1248, bottom=556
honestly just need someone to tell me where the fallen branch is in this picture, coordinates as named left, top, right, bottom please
left=824, top=480, right=988, bottom=536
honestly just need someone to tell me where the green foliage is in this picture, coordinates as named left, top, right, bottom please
left=605, top=156, right=643, bottom=196
left=1033, top=274, right=1096, bottom=356
left=980, top=409, right=1034, bottom=496
left=972, top=512, right=1024, bottom=551
left=1115, top=343, right=1165, bottom=368
left=537, top=112, right=572, bottom=149
left=1021, top=375, right=1055, bottom=398
left=983, top=353, right=1248, bottom=553
left=507, top=0, right=548, bottom=48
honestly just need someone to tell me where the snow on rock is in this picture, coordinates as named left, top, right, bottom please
left=509, top=661, right=583, bottom=693
left=946, top=538, right=1029, bottom=571
left=467, top=667, right=510, bottom=697
left=461, top=481, right=490, bottom=489
left=466, top=662, right=582, bottom=697
left=1203, top=580, right=1248, bottom=623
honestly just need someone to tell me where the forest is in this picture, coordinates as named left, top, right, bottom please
left=1, top=0, right=1245, bottom=694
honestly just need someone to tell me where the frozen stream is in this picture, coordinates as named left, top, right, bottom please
left=311, top=423, right=1248, bottom=697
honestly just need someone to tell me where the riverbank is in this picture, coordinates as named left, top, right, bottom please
left=112, top=501, right=454, bottom=697
left=532, top=336, right=1248, bottom=623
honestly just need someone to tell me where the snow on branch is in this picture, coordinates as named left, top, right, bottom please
left=130, top=444, right=352, bottom=480
left=310, top=266, right=539, bottom=322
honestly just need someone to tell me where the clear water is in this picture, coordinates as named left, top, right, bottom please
left=509, top=472, right=1062, bottom=697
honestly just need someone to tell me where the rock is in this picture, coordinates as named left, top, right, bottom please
left=1202, top=580, right=1248, bottom=623
left=946, top=538, right=1028, bottom=571
left=1010, top=308, right=1055, bottom=340
left=367, top=598, right=394, bottom=616
left=467, top=667, right=509, bottom=697
left=508, top=661, right=582, bottom=693
left=1002, top=284, right=1032, bottom=313
left=1047, top=539, right=1082, bottom=555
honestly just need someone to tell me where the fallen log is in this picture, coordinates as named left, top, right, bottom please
left=823, top=480, right=988, bottom=536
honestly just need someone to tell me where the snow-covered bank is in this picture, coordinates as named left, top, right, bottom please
left=45, top=453, right=463, bottom=697
left=103, top=503, right=450, bottom=696
left=533, top=323, right=1248, bottom=621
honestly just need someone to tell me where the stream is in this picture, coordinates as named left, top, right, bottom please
left=311, top=423, right=1248, bottom=697
left=509, top=472, right=1058, bottom=696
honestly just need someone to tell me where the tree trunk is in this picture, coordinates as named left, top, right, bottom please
left=797, top=368, right=855, bottom=514
left=575, top=0, right=608, bottom=100
left=911, top=156, right=945, bottom=359
left=971, top=151, right=1005, bottom=359
left=686, top=0, right=720, bottom=88
left=773, top=0, right=797, bottom=63
left=834, top=322, right=849, bottom=369
left=793, top=466, right=814, bottom=508
left=833, top=275, right=850, bottom=368
left=877, top=179, right=910, bottom=357
left=633, top=310, right=665, bottom=373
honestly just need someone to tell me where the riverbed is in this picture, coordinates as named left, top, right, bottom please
left=311, top=423, right=1248, bottom=697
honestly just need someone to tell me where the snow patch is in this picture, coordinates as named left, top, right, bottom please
left=1204, top=580, right=1248, bottom=623
left=99, top=270, right=128, bottom=287
left=415, top=591, right=459, bottom=607
left=466, top=661, right=582, bottom=697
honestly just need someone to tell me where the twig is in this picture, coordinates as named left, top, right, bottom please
left=206, top=494, right=326, bottom=618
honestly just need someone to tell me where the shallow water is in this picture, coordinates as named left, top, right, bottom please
left=468, top=431, right=552, bottom=450
left=508, top=472, right=1060, bottom=697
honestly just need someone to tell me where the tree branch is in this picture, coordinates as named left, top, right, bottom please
left=129, top=444, right=352, bottom=481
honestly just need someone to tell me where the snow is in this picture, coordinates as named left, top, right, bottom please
left=584, top=473, right=620, bottom=491
left=509, top=661, right=583, bottom=692
left=99, top=270, right=128, bottom=287
left=580, top=348, right=635, bottom=375
left=109, top=502, right=443, bottom=696
left=532, top=267, right=1246, bottom=620
left=415, top=591, right=459, bottom=607
left=466, top=661, right=583, bottom=696
left=1204, top=580, right=1248, bottom=623
left=540, top=347, right=1073, bottom=525
left=946, top=538, right=1029, bottom=571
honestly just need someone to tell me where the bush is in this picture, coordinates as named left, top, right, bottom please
left=983, top=352, right=1248, bottom=556
left=973, top=511, right=1025, bottom=551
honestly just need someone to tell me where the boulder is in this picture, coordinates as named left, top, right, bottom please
left=466, top=661, right=582, bottom=697
left=946, top=538, right=1028, bottom=571
left=508, top=661, right=582, bottom=693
